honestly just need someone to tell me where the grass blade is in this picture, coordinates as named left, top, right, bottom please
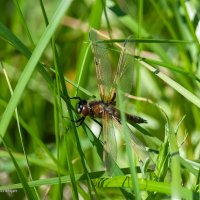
left=0, top=0, right=72, bottom=139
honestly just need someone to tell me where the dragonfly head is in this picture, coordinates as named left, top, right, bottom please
left=76, top=99, right=89, bottom=116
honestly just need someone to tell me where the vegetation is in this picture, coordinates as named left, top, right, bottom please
left=0, top=0, right=199, bottom=199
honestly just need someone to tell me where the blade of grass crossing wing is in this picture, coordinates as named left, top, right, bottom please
left=117, top=89, right=141, bottom=200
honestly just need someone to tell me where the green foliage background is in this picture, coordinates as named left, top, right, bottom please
left=0, top=0, right=199, bottom=199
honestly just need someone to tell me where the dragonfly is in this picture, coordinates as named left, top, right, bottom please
left=73, top=28, right=150, bottom=171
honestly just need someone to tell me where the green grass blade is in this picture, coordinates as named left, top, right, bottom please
left=117, top=88, right=141, bottom=199
left=13, top=0, right=35, bottom=46
left=180, top=0, right=200, bottom=52
left=0, top=22, right=53, bottom=86
left=1, top=138, right=37, bottom=200
left=0, top=0, right=72, bottom=140
left=141, top=61, right=200, bottom=108
left=1, top=62, right=39, bottom=198
left=75, top=0, right=103, bottom=95
left=0, top=172, right=196, bottom=199
left=168, top=125, right=182, bottom=199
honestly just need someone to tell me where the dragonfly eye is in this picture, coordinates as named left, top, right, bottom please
left=77, top=99, right=89, bottom=116
left=77, top=103, right=83, bottom=113
left=77, top=105, right=81, bottom=113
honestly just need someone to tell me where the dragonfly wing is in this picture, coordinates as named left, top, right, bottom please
left=89, top=29, right=136, bottom=103
left=89, top=29, right=112, bottom=102
left=128, top=126, right=150, bottom=164
left=102, top=111, right=117, bottom=171
left=112, top=115, right=150, bottom=165
left=109, top=35, right=135, bottom=100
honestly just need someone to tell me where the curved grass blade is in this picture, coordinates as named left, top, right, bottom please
left=0, top=0, right=72, bottom=140
left=141, top=61, right=200, bottom=109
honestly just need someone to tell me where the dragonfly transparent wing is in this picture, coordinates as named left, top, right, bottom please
left=112, top=35, right=135, bottom=94
left=89, top=29, right=136, bottom=102
left=108, top=36, right=136, bottom=104
left=128, top=126, right=150, bottom=164
left=112, top=115, right=150, bottom=165
left=89, top=28, right=112, bottom=102
left=102, top=111, right=117, bottom=171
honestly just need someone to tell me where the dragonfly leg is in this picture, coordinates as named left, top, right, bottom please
left=70, top=117, right=85, bottom=127
left=70, top=96, right=82, bottom=101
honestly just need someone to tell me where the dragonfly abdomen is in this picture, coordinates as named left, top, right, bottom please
left=126, top=113, right=147, bottom=124
left=108, top=107, right=147, bottom=124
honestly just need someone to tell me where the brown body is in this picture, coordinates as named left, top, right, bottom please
left=78, top=100, right=146, bottom=124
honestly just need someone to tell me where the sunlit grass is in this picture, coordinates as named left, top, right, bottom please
left=0, top=0, right=199, bottom=199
